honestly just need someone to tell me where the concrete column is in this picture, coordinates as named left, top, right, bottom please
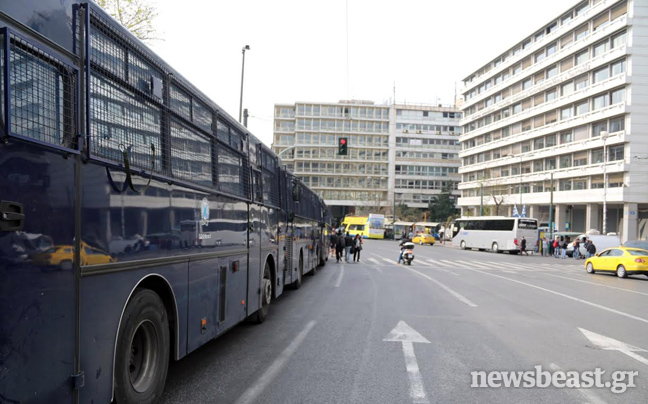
left=622, top=203, right=638, bottom=243
left=554, top=204, right=566, bottom=232
left=529, top=205, right=538, bottom=220
left=585, top=203, right=600, bottom=233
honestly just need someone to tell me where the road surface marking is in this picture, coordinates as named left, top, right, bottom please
left=580, top=328, right=648, bottom=366
left=425, top=259, right=452, bottom=267
left=455, top=260, right=492, bottom=269
left=403, top=267, right=478, bottom=307
left=419, top=260, right=459, bottom=275
left=543, top=273, right=648, bottom=296
left=548, top=363, right=607, bottom=404
left=465, top=268, right=648, bottom=325
left=367, top=258, right=380, bottom=265
left=335, top=265, right=345, bottom=287
left=384, top=321, right=431, bottom=404
left=233, top=321, right=316, bottom=404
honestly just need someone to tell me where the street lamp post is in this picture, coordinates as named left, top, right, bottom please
left=601, top=131, right=609, bottom=235
left=548, top=171, right=554, bottom=242
left=238, top=45, right=250, bottom=124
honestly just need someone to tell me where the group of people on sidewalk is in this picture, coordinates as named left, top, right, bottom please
left=536, top=236, right=597, bottom=259
left=329, top=229, right=363, bottom=263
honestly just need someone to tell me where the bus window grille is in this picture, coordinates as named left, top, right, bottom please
left=169, top=118, right=211, bottom=186
left=7, top=34, right=78, bottom=149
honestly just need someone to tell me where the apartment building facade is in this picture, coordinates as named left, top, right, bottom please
left=458, top=0, right=648, bottom=241
left=272, top=101, right=461, bottom=221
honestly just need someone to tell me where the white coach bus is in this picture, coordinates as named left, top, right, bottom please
left=451, top=216, right=539, bottom=254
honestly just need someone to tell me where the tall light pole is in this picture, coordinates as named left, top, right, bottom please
left=238, top=45, right=250, bottom=124
left=548, top=171, right=554, bottom=242
left=601, top=130, right=609, bottom=235
left=505, top=153, right=523, bottom=213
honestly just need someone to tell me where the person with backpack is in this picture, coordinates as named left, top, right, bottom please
left=572, top=238, right=580, bottom=259
left=352, top=234, right=362, bottom=262
left=553, top=238, right=560, bottom=258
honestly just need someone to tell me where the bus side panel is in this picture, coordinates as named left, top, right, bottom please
left=247, top=204, right=261, bottom=314
left=0, top=145, right=76, bottom=403
left=79, top=263, right=188, bottom=403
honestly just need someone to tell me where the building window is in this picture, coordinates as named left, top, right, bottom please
left=609, top=145, right=624, bottom=161
left=560, top=155, right=572, bottom=168
left=575, top=75, right=588, bottom=90
left=610, top=116, right=625, bottom=132
left=593, top=40, right=608, bottom=57
left=611, top=59, right=626, bottom=76
left=593, top=66, right=609, bottom=83
left=559, top=179, right=572, bottom=191
left=561, top=106, right=573, bottom=120
left=575, top=101, right=589, bottom=116
left=562, top=81, right=574, bottom=97
left=593, top=94, right=608, bottom=110
left=612, top=31, right=627, bottom=48
left=575, top=50, right=589, bottom=65
left=610, top=87, right=626, bottom=104
left=592, top=121, right=607, bottom=137
left=546, top=134, right=556, bottom=147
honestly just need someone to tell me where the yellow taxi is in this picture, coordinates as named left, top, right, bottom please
left=412, top=233, right=436, bottom=246
left=32, top=242, right=116, bottom=270
left=584, top=246, right=648, bottom=278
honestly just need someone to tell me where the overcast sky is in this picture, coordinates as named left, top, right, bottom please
left=148, top=0, right=577, bottom=147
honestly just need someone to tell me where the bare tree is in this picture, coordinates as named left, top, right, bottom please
left=486, top=181, right=511, bottom=216
left=96, top=0, right=159, bottom=42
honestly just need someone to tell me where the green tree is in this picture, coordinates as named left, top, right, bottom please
left=96, top=0, right=158, bottom=42
left=428, top=185, right=458, bottom=222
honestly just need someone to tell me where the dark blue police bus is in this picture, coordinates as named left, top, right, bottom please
left=0, top=1, right=329, bottom=403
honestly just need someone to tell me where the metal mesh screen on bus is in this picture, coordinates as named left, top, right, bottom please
left=89, top=14, right=163, bottom=173
left=7, top=34, right=77, bottom=149
left=170, top=119, right=212, bottom=186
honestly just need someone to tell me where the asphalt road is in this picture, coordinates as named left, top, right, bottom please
left=159, top=239, right=648, bottom=404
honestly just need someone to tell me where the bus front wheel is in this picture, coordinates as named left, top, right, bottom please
left=491, top=243, right=499, bottom=253
left=460, top=240, right=467, bottom=250
left=114, top=288, right=170, bottom=404
left=292, top=253, right=303, bottom=289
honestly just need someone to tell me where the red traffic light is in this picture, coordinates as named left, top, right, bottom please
left=340, top=139, right=346, bottom=145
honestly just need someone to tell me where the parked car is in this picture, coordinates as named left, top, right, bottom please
left=584, top=246, right=648, bottom=278
left=32, top=242, right=116, bottom=270
left=567, top=234, right=621, bottom=257
left=412, top=233, right=436, bottom=245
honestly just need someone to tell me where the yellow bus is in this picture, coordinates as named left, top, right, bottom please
left=342, top=214, right=385, bottom=239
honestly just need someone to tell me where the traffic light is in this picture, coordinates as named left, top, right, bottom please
left=338, top=137, right=348, bottom=155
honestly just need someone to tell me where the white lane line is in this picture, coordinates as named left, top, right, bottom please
left=335, top=265, right=345, bottom=287
left=439, top=259, right=456, bottom=266
left=465, top=268, right=648, bottom=325
left=402, top=266, right=478, bottom=307
left=419, top=260, right=459, bottom=276
left=367, top=258, right=380, bottom=265
left=543, top=273, right=648, bottom=297
left=233, top=321, right=316, bottom=404
left=549, top=363, right=607, bottom=404
left=426, top=259, right=452, bottom=267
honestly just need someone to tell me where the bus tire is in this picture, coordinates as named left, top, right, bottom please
left=254, top=262, right=272, bottom=323
left=114, top=289, right=170, bottom=404
left=460, top=240, right=466, bottom=250
left=491, top=243, right=499, bottom=253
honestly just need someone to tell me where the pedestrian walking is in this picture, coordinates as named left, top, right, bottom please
left=560, top=238, right=568, bottom=259
left=553, top=238, right=560, bottom=258
left=572, top=238, right=580, bottom=260
left=335, top=230, right=345, bottom=263
left=542, top=237, right=549, bottom=257
left=353, top=234, right=362, bottom=262
left=586, top=240, right=596, bottom=258
left=344, top=231, right=353, bottom=263
left=329, top=231, right=338, bottom=259
left=520, top=236, right=528, bottom=255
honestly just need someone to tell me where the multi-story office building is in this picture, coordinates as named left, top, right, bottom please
left=272, top=100, right=461, bottom=221
left=393, top=105, right=461, bottom=209
left=458, top=0, right=648, bottom=241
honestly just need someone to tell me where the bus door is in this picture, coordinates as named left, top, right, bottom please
left=0, top=30, right=80, bottom=401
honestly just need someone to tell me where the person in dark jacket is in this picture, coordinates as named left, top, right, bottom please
left=335, top=230, right=345, bottom=263
left=344, top=232, right=353, bottom=263
left=520, top=236, right=528, bottom=255
left=329, top=231, right=338, bottom=259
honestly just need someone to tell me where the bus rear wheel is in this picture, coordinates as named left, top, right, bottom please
left=254, top=262, right=272, bottom=323
left=292, top=253, right=303, bottom=289
left=114, top=289, right=170, bottom=404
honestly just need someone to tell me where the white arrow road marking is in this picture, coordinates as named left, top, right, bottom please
left=579, top=328, right=648, bottom=366
left=384, top=321, right=431, bottom=404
